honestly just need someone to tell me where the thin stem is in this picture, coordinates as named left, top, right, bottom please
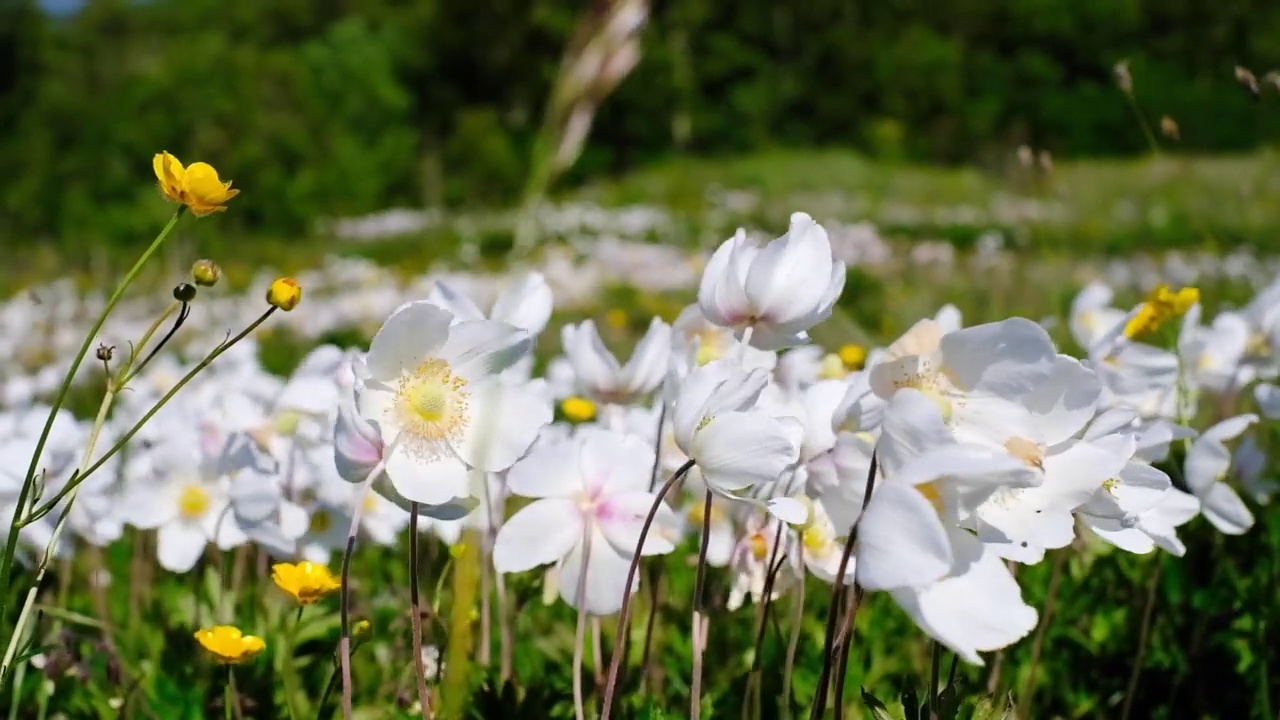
left=600, top=458, right=695, bottom=720
left=409, top=504, right=432, bottom=719
left=591, top=618, right=604, bottom=687
left=315, top=658, right=340, bottom=720
left=928, top=641, right=942, bottom=720
left=1018, top=548, right=1067, bottom=719
left=1120, top=560, right=1163, bottom=720
left=781, top=567, right=806, bottom=720
left=226, top=666, right=242, bottom=720
left=638, top=569, right=662, bottom=695
left=0, top=209, right=183, bottom=637
left=338, top=461, right=383, bottom=720
left=122, top=301, right=191, bottom=386
left=746, top=522, right=788, bottom=720
left=832, top=589, right=858, bottom=720
left=24, top=308, right=279, bottom=522
left=812, top=450, right=878, bottom=719
left=573, top=525, right=594, bottom=720
left=282, top=607, right=305, bottom=720
left=690, top=489, right=714, bottom=720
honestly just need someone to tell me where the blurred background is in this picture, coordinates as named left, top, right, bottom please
left=4, top=0, right=1280, bottom=271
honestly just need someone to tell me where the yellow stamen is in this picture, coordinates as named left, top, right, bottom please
left=178, top=485, right=210, bottom=519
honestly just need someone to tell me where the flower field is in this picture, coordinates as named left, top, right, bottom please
left=2, top=147, right=1280, bottom=720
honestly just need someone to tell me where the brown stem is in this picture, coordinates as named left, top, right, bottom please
left=599, top=459, right=695, bottom=720
left=638, top=570, right=663, bottom=696
left=573, top=526, right=593, bottom=720
left=1120, top=560, right=1162, bottom=720
left=690, top=490, right=714, bottom=720
left=409, top=504, right=432, bottom=719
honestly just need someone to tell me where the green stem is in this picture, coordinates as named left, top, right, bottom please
left=315, top=654, right=340, bottom=720
left=225, top=667, right=236, bottom=720
left=119, top=300, right=182, bottom=387
left=23, top=308, right=277, bottom=522
left=0, top=208, right=183, bottom=640
left=283, top=606, right=305, bottom=720
left=440, top=530, right=481, bottom=720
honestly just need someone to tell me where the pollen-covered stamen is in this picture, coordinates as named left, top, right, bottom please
left=1004, top=437, right=1046, bottom=470
left=392, top=358, right=470, bottom=458
left=178, top=485, right=211, bottom=519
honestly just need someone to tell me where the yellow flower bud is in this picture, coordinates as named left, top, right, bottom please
left=838, top=343, right=867, bottom=370
left=353, top=620, right=373, bottom=642
left=266, top=277, right=302, bottom=311
left=192, top=259, right=222, bottom=287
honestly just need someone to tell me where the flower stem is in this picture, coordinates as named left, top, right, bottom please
left=690, top=490, right=714, bottom=720
left=0, top=208, right=184, bottom=643
left=225, top=666, right=237, bottom=720
left=1018, top=548, right=1067, bottom=719
left=440, top=529, right=481, bottom=719
left=781, top=569, right=805, bottom=720
left=745, top=522, right=787, bottom=720
left=409, top=504, right=432, bottom=719
left=1119, top=559, right=1162, bottom=720
left=339, top=462, right=384, bottom=720
left=282, top=606, right=305, bottom=720
left=573, top=525, right=593, bottom=720
left=928, top=641, right=942, bottom=720
left=600, top=459, right=695, bottom=720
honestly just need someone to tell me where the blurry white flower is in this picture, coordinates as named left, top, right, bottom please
left=561, top=317, right=671, bottom=405
left=1184, top=414, right=1257, bottom=534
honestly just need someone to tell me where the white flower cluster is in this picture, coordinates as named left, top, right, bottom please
left=3, top=211, right=1279, bottom=667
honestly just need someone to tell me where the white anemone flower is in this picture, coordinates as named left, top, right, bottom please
left=493, top=429, right=676, bottom=615
left=561, top=317, right=671, bottom=405
left=697, top=212, right=846, bottom=350
left=1184, top=414, right=1258, bottom=534
left=358, top=301, right=549, bottom=509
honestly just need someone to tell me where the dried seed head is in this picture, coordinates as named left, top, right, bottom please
left=95, top=344, right=114, bottom=362
left=1114, top=59, right=1133, bottom=94
left=1236, top=65, right=1260, bottom=97
left=173, top=282, right=197, bottom=302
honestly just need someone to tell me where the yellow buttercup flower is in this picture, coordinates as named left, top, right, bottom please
left=152, top=151, right=240, bottom=216
left=271, top=561, right=342, bottom=605
left=1123, top=285, right=1199, bottom=340
left=838, top=343, right=867, bottom=370
left=193, top=625, right=265, bottom=664
left=560, top=396, right=597, bottom=423
left=266, top=277, right=303, bottom=311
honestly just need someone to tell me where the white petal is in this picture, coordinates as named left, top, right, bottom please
left=1201, top=414, right=1258, bottom=445
left=493, top=499, right=583, bottom=573
left=506, top=435, right=584, bottom=499
left=385, top=445, right=472, bottom=507
left=692, top=412, right=798, bottom=494
left=1254, top=384, right=1280, bottom=419
left=877, top=388, right=954, bottom=478
left=940, top=318, right=1057, bottom=399
left=857, top=483, right=952, bottom=590
left=157, top=522, right=206, bottom=573
left=579, top=429, right=654, bottom=495
left=427, top=281, right=486, bottom=323
left=441, top=320, right=531, bottom=380
left=765, top=497, right=809, bottom=526
left=491, top=273, right=553, bottom=336
left=452, top=380, right=550, bottom=472
left=597, top=490, right=675, bottom=557
left=562, top=321, right=621, bottom=394
left=558, top=524, right=635, bottom=615
left=366, top=302, right=453, bottom=381
left=1023, top=355, right=1100, bottom=445
left=1200, top=483, right=1254, bottom=535
left=619, top=318, right=672, bottom=395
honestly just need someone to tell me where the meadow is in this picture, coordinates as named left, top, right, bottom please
left=0, top=140, right=1279, bottom=720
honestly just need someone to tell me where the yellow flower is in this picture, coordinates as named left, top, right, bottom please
left=193, top=626, right=265, bottom=664
left=266, top=277, right=303, bottom=311
left=604, top=308, right=628, bottom=330
left=1123, top=285, right=1200, bottom=340
left=152, top=151, right=240, bottom=216
left=271, top=562, right=341, bottom=605
left=838, top=343, right=867, bottom=370
left=560, top=396, right=597, bottom=423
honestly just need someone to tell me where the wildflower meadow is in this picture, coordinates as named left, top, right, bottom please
left=5, top=2, right=1280, bottom=719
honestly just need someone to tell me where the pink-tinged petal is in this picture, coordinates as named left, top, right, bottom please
left=366, top=302, right=453, bottom=381
left=940, top=318, right=1057, bottom=399
left=857, top=483, right=952, bottom=590
left=558, top=525, right=634, bottom=615
left=493, top=498, right=583, bottom=573
left=334, top=385, right=384, bottom=484
left=596, top=490, right=675, bottom=557
left=506, top=435, right=583, bottom=499
left=452, top=379, right=551, bottom=472
left=579, top=429, right=654, bottom=496
left=385, top=445, right=471, bottom=507
left=440, top=320, right=531, bottom=381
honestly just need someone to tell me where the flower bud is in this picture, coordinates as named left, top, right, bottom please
left=173, top=282, right=197, bottom=302
left=95, top=344, right=114, bottom=363
left=353, top=620, right=373, bottom=642
left=266, top=277, right=302, bottom=311
left=192, top=259, right=222, bottom=287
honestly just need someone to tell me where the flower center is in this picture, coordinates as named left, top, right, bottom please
left=309, top=510, right=332, bottom=534
left=393, top=358, right=470, bottom=457
left=178, top=485, right=211, bottom=519
left=1003, top=437, right=1045, bottom=470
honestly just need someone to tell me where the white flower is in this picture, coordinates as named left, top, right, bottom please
left=561, top=317, right=671, bottom=404
left=1184, top=414, right=1257, bottom=534
left=493, top=429, right=676, bottom=615
left=428, top=273, right=554, bottom=337
left=671, top=359, right=801, bottom=515
left=697, top=212, right=846, bottom=350
left=359, top=301, right=549, bottom=509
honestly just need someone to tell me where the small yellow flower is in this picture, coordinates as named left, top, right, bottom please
left=152, top=151, right=239, bottom=216
left=604, top=308, right=628, bottom=330
left=1123, top=285, right=1199, bottom=340
left=560, top=396, right=597, bottom=423
left=271, top=562, right=341, bottom=605
left=838, top=343, right=867, bottom=370
left=193, top=626, right=266, bottom=664
left=266, top=277, right=303, bottom=311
